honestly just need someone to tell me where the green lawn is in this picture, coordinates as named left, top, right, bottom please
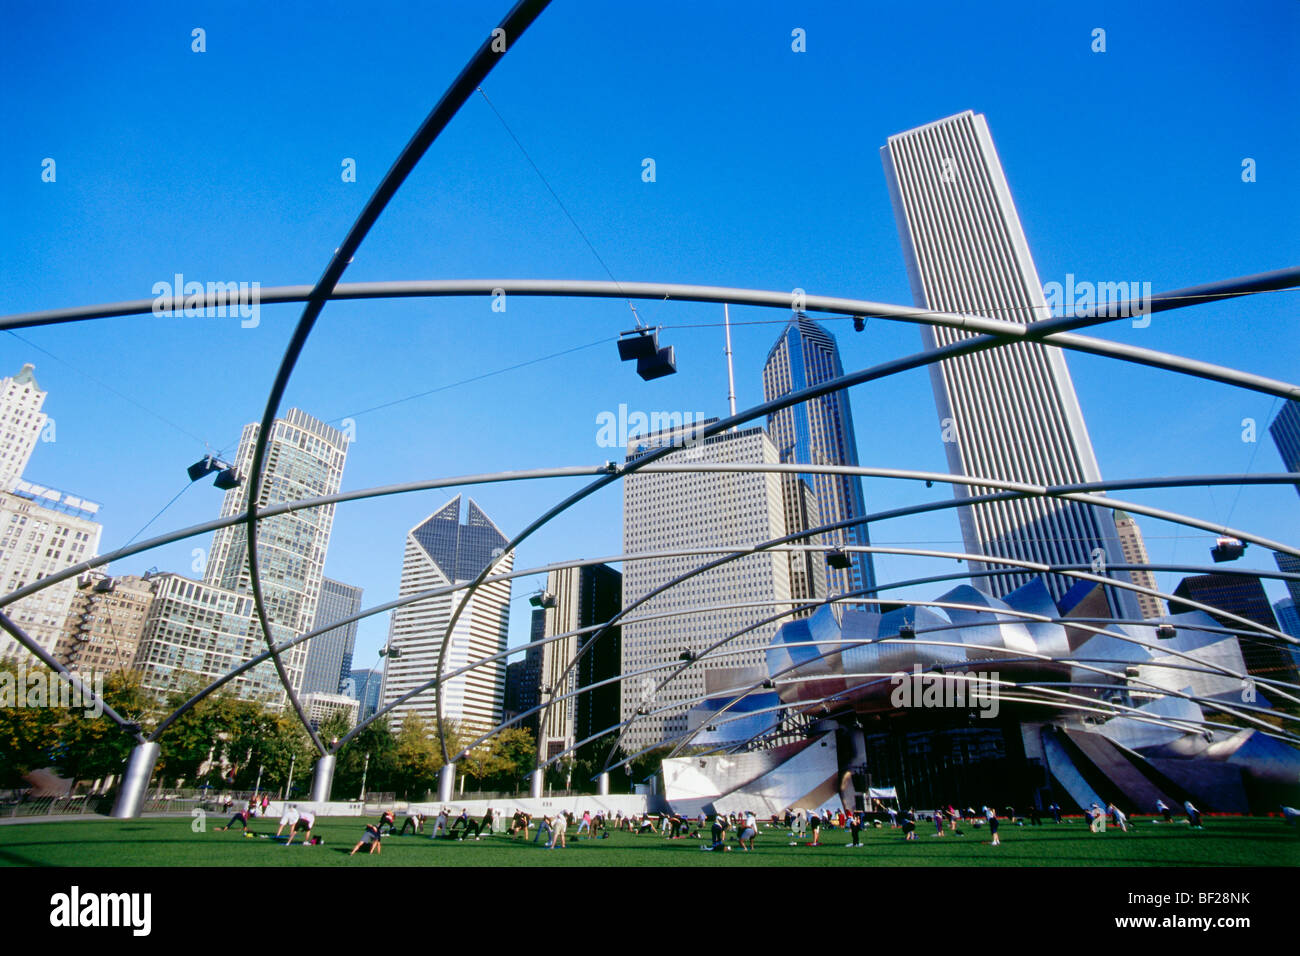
left=0, top=816, right=1296, bottom=867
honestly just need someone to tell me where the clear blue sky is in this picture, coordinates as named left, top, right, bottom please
left=2, top=0, right=1297, bottom=673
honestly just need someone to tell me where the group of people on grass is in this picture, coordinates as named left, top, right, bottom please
left=214, top=792, right=1251, bottom=857
left=215, top=800, right=321, bottom=846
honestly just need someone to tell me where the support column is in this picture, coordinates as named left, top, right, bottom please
left=597, top=772, right=610, bottom=796
left=111, top=742, right=160, bottom=819
left=308, top=755, right=336, bottom=803
left=438, top=762, right=456, bottom=803
left=529, top=768, right=544, bottom=798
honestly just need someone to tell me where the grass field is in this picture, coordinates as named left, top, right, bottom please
left=1, top=815, right=1297, bottom=867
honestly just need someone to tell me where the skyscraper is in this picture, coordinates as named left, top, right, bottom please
left=0, top=487, right=102, bottom=661
left=204, top=408, right=350, bottom=696
left=1274, top=551, right=1300, bottom=611
left=1112, top=511, right=1165, bottom=620
left=1273, top=599, right=1300, bottom=673
left=621, top=423, right=793, bottom=754
left=301, top=577, right=363, bottom=696
left=1269, top=399, right=1300, bottom=498
left=504, top=610, right=545, bottom=738
left=881, top=111, right=1138, bottom=619
left=1275, top=598, right=1300, bottom=640
left=380, top=496, right=513, bottom=735
left=537, top=563, right=622, bottom=761
left=762, top=316, right=872, bottom=600
left=345, top=667, right=384, bottom=722
left=134, top=573, right=278, bottom=704
left=0, top=364, right=47, bottom=489
left=0, top=364, right=103, bottom=662
left=1170, top=573, right=1298, bottom=684
left=53, top=572, right=155, bottom=674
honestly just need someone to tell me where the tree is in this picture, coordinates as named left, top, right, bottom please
left=488, top=727, right=535, bottom=790
left=153, top=682, right=241, bottom=786
left=334, top=716, right=398, bottom=799
left=391, top=714, right=441, bottom=799
left=0, top=661, right=61, bottom=787
left=55, top=668, right=155, bottom=782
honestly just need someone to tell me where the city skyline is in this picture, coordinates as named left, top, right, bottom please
left=1, top=2, right=1295, bottom=704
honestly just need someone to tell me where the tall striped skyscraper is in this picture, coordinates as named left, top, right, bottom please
left=881, top=111, right=1138, bottom=618
left=762, top=316, right=874, bottom=601
left=381, top=496, right=513, bottom=735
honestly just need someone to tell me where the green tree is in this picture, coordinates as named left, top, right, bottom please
left=334, top=716, right=398, bottom=799
left=55, top=668, right=156, bottom=782
left=391, top=713, right=441, bottom=799
left=227, top=703, right=312, bottom=794
left=487, top=727, right=535, bottom=791
left=153, top=683, right=242, bottom=786
left=0, top=661, right=61, bottom=787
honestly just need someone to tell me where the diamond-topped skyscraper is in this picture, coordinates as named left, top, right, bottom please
left=762, top=316, right=875, bottom=601
left=381, top=496, right=513, bottom=735
left=881, top=111, right=1139, bottom=619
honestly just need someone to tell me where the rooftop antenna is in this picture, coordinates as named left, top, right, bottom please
left=723, top=303, right=737, bottom=427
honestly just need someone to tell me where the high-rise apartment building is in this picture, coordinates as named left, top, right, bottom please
left=763, top=317, right=873, bottom=600
left=53, top=571, right=156, bottom=674
left=1112, top=511, right=1165, bottom=620
left=0, top=364, right=104, bottom=662
left=621, top=423, right=793, bottom=754
left=381, top=496, right=513, bottom=735
left=881, top=111, right=1138, bottom=619
left=0, top=487, right=103, bottom=661
left=133, top=573, right=281, bottom=704
left=537, top=563, right=622, bottom=761
left=204, top=408, right=349, bottom=696
left=301, top=577, right=363, bottom=696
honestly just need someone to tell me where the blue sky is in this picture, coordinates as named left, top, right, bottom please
left=1, top=0, right=1297, bottom=674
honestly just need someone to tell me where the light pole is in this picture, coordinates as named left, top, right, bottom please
left=359, top=752, right=370, bottom=802
left=253, top=763, right=263, bottom=796
left=283, top=752, right=296, bottom=800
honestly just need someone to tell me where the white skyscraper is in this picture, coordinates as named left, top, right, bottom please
left=621, top=424, right=793, bottom=754
left=381, top=496, right=513, bottom=736
left=0, top=489, right=102, bottom=661
left=0, top=364, right=47, bottom=490
left=0, top=364, right=103, bottom=662
left=881, top=111, right=1138, bottom=618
